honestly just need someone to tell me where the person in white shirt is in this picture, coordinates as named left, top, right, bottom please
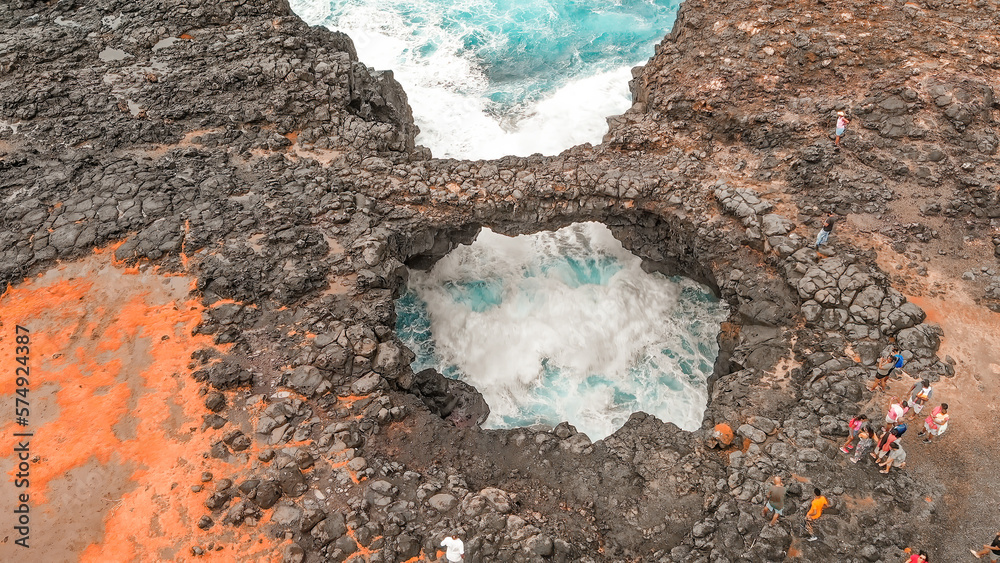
left=440, top=535, right=465, bottom=562
left=884, top=398, right=909, bottom=431
left=907, top=380, right=933, bottom=416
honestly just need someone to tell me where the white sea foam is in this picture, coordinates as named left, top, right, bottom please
left=288, top=0, right=642, bottom=159
left=399, top=223, right=728, bottom=440
left=407, top=68, right=632, bottom=160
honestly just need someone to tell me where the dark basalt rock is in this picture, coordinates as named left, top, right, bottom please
left=0, top=0, right=983, bottom=560
left=410, top=368, right=490, bottom=428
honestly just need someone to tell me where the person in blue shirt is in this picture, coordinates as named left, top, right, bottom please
left=870, top=348, right=905, bottom=392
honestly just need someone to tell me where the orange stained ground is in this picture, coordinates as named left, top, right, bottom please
left=0, top=251, right=286, bottom=562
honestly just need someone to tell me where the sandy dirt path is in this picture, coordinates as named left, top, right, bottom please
left=900, top=290, right=1000, bottom=561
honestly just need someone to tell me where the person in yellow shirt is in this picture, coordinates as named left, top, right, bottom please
left=804, top=488, right=829, bottom=542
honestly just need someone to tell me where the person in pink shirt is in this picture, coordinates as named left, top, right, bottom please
left=918, top=403, right=949, bottom=443
left=874, top=424, right=905, bottom=462
left=840, top=414, right=868, bottom=453
left=835, top=111, right=850, bottom=147
left=884, top=397, right=909, bottom=431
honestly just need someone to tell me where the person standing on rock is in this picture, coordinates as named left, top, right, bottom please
left=908, top=379, right=934, bottom=418
left=919, top=403, right=949, bottom=443
left=762, top=475, right=786, bottom=526
left=874, top=424, right=905, bottom=462
left=971, top=530, right=1000, bottom=561
left=815, top=213, right=839, bottom=251
left=870, top=348, right=906, bottom=392
left=850, top=428, right=875, bottom=464
left=440, top=535, right=465, bottom=562
left=835, top=111, right=850, bottom=148
left=804, top=488, right=829, bottom=542
left=841, top=414, right=868, bottom=453
left=884, top=397, right=910, bottom=430
left=879, top=441, right=907, bottom=474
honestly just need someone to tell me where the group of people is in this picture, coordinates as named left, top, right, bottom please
left=820, top=112, right=992, bottom=559
left=760, top=347, right=955, bottom=546
left=841, top=351, right=950, bottom=476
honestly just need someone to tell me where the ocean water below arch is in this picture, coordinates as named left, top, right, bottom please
left=289, top=0, right=683, bottom=159
left=393, top=222, right=729, bottom=441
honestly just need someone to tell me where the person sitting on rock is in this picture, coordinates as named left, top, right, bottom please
left=879, top=441, right=907, bottom=474
left=870, top=348, right=905, bottom=392
left=918, top=403, right=949, bottom=443
left=907, top=379, right=934, bottom=418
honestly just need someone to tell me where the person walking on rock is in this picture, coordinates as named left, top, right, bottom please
left=908, top=379, right=934, bottom=418
left=835, top=111, right=850, bottom=148
left=762, top=475, right=786, bottom=526
left=919, top=403, right=949, bottom=443
left=972, top=530, right=1000, bottom=561
left=440, top=535, right=465, bottom=562
left=850, top=428, right=875, bottom=464
left=841, top=414, right=868, bottom=453
left=884, top=397, right=909, bottom=431
left=879, top=441, right=907, bottom=474
left=815, top=213, right=839, bottom=251
left=870, top=348, right=906, bottom=392
left=874, top=424, right=905, bottom=462
left=804, top=488, right=829, bottom=542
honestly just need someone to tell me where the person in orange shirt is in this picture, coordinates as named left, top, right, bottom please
left=804, top=488, right=829, bottom=542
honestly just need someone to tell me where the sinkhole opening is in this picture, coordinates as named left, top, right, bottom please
left=394, top=222, right=729, bottom=440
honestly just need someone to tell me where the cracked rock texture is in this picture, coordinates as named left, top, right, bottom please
left=1, top=0, right=997, bottom=561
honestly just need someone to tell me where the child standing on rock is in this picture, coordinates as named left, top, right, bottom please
left=440, top=535, right=465, bottom=562
left=841, top=414, right=868, bottom=453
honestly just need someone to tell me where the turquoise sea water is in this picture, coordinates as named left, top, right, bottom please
left=394, top=223, right=728, bottom=440
left=289, top=0, right=681, bottom=158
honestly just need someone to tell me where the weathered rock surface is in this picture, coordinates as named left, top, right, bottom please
left=2, top=0, right=990, bottom=560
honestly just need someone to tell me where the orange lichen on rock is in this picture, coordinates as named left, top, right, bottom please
left=0, top=253, right=283, bottom=562
left=713, top=423, right=734, bottom=446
